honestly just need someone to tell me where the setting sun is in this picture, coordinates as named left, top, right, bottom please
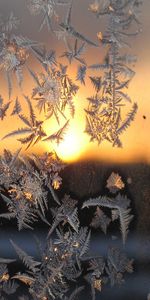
left=44, top=115, right=88, bottom=162
left=42, top=95, right=89, bottom=163
left=53, top=126, right=85, bottom=162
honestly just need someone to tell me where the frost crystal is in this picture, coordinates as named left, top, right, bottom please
left=85, top=0, right=142, bottom=147
left=106, top=172, right=125, bottom=193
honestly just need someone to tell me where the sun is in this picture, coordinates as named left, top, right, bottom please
left=52, top=125, right=86, bottom=162
left=43, top=112, right=88, bottom=162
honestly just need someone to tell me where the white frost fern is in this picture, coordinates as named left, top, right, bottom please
left=82, top=194, right=133, bottom=245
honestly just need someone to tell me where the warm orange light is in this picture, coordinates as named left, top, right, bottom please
left=0, top=54, right=150, bottom=164
left=53, top=127, right=84, bottom=162
left=45, top=118, right=87, bottom=162
left=42, top=94, right=89, bottom=162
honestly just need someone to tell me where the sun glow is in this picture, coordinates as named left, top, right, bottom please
left=42, top=97, right=88, bottom=162
left=0, top=62, right=150, bottom=164
left=52, top=121, right=87, bottom=162
left=55, top=133, right=82, bottom=162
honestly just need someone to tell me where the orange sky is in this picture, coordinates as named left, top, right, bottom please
left=0, top=61, right=149, bottom=164
left=0, top=0, right=150, bottom=164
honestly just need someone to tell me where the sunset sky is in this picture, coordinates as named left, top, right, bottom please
left=0, top=0, right=150, bottom=163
